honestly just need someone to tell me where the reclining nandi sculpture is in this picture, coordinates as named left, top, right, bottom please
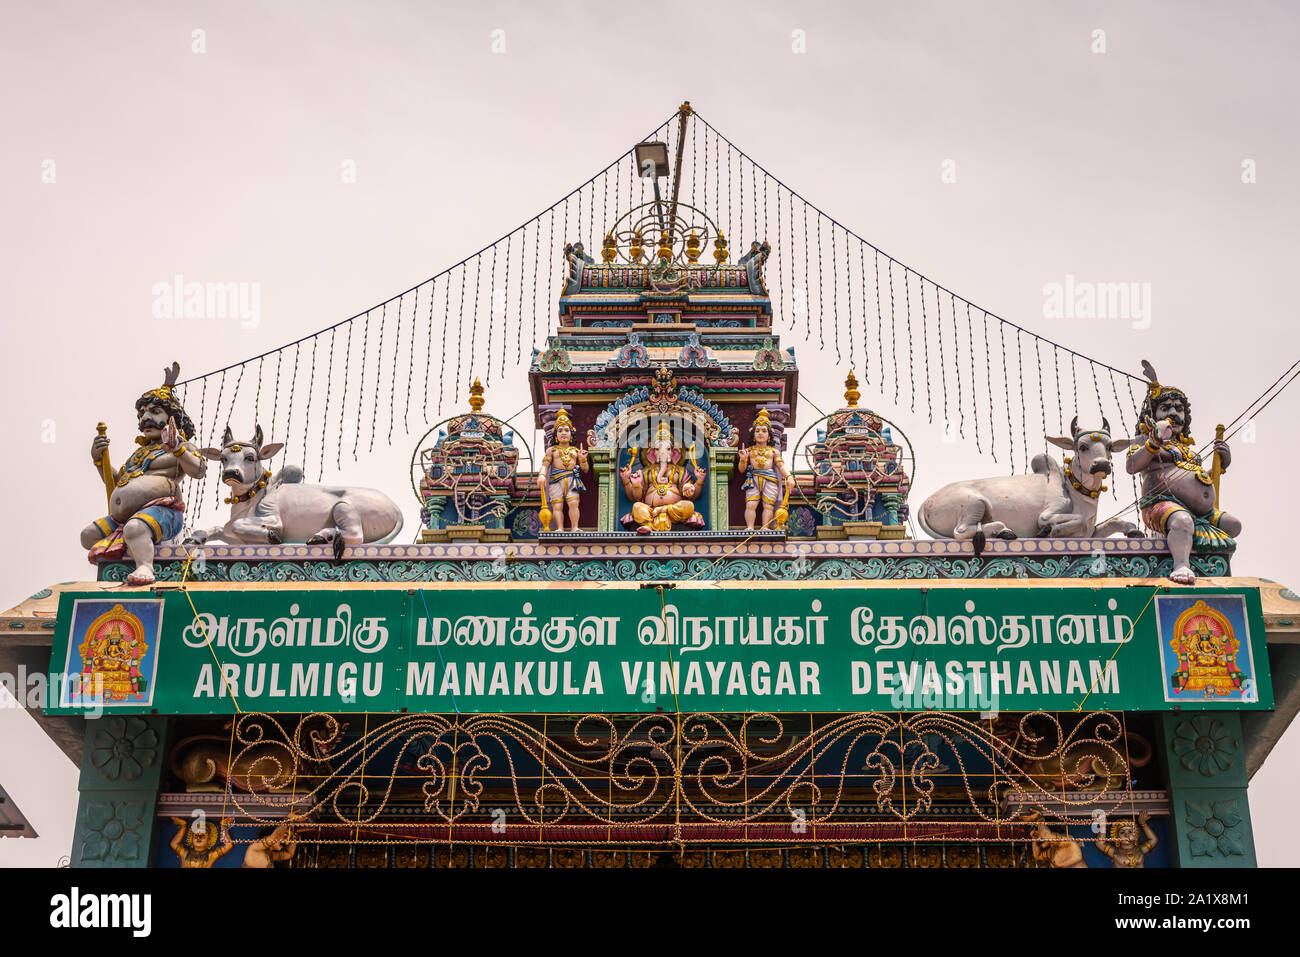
left=186, top=425, right=403, bottom=557
left=918, top=417, right=1142, bottom=554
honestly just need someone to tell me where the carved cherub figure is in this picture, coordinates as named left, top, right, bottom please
left=169, top=815, right=233, bottom=868
left=1094, top=812, right=1158, bottom=868
left=1025, top=811, right=1087, bottom=868
left=241, top=815, right=300, bottom=868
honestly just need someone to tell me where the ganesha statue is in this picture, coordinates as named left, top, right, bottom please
left=1126, top=360, right=1241, bottom=584
left=619, top=420, right=707, bottom=533
left=80, top=362, right=206, bottom=585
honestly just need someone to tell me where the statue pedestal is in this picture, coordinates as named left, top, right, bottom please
left=590, top=448, right=616, bottom=532
left=708, top=446, right=737, bottom=531
left=842, top=521, right=883, bottom=539
left=446, top=525, right=488, bottom=542
left=537, top=528, right=785, bottom=543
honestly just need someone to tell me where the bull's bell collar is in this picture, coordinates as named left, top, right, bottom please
left=1062, top=456, right=1105, bottom=499
left=225, top=470, right=271, bottom=504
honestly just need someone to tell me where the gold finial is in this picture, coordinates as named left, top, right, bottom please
left=601, top=231, right=617, bottom=263
left=679, top=101, right=693, bottom=117
left=713, top=231, right=729, bottom=263
left=844, top=370, right=860, bottom=408
left=629, top=229, right=645, bottom=263
left=656, top=231, right=673, bottom=263
left=685, top=231, right=701, bottom=263
left=468, top=377, right=485, bottom=413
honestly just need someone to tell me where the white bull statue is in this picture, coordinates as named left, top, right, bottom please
left=917, top=417, right=1142, bottom=554
left=187, top=426, right=403, bottom=556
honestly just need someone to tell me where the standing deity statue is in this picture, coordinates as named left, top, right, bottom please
left=619, top=421, right=707, bottom=533
left=538, top=409, right=589, bottom=532
left=80, top=363, right=207, bottom=585
left=1126, top=361, right=1241, bottom=584
left=738, top=408, right=791, bottom=530
left=1094, top=812, right=1158, bottom=868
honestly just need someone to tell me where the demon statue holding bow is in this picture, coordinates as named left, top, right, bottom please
left=1126, top=360, right=1241, bottom=584
left=81, top=362, right=206, bottom=585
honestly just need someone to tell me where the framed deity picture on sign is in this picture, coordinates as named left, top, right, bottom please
left=58, top=598, right=164, bottom=710
left=1156, top=594, right=1258, bottom=704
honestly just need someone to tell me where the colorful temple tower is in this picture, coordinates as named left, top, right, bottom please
left=531, top=212, right=796, bottom=537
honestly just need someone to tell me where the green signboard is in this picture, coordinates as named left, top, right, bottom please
left=47, top=584, right=1274, bottom=715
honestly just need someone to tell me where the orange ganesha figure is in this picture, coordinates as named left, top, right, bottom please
left=619, top=420, right=707, bottom=534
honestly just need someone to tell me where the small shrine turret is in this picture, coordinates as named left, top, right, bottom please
left=413, top=378, right=521, bottom=542
left=801, top=370, right=911, bottom=539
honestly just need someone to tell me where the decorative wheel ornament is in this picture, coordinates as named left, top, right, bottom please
left=602, top=201, right=724, bottom=268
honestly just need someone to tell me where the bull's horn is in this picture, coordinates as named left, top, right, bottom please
left=252, top=424, right=264, bottom=448
left=1069, top=415, right=1079, bottom=438
left=221, top=426, right=234, bottom=446
left=1102, top=416, right=1111, bottom=434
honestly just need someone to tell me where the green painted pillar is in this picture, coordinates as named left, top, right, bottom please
left=589, top=448, right=616, bottom=531
left=71, top=715, right=170, bottom=868
left=816, top=492, right=836, bottom=526
left=1157, top=712, right=1256, bottom=867
left=424, top=493, right=448, bottom=529
left=880, top=492, right=905, bottom=526
left=708, top=447, right=737, bottom=531
left=487, top=494, right=510, bottom=530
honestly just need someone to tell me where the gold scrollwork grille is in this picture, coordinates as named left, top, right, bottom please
left=198, top=710, right=1140, bottom=853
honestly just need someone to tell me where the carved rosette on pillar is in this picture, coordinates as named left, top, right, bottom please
left=72, top=716, right=169, bottom=868
left=1158, top=713, right=1256, bottom=867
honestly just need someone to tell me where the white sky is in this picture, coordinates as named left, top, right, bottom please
left=1, top=0, right=1297, bottom=866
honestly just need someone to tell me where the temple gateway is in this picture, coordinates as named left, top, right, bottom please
left=2, top=103, right=1295, bottom=870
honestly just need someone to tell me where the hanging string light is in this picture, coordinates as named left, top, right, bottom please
left=168, top=105, right=1142, bottom=531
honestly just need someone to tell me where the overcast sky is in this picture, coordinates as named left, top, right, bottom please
left=1, top=0, right=1297, bottom=865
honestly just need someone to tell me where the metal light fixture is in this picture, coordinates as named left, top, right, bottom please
left=634, top=141, right=669, bottom=179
